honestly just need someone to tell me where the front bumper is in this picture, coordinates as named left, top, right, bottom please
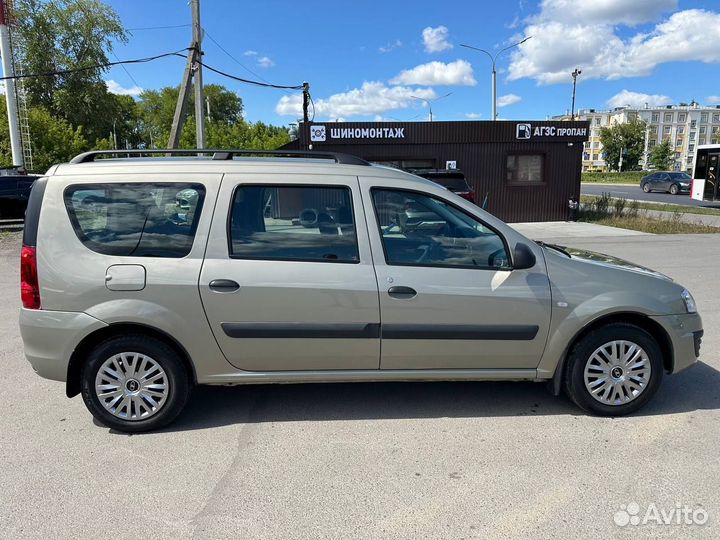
left=650, top=312, right=703, bottom=373
left=19, top=309, right=107, bottom=382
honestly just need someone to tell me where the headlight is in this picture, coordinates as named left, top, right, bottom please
left=681, top=289, right=697, bottom=313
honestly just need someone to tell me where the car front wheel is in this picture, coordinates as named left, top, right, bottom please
left=641, top=183, right=651, bottom=193
left=669, top=184, right=679, bottom=195
left=563, top=323, right=663, bottom=416
left=80, top=335, right=191, bottom=432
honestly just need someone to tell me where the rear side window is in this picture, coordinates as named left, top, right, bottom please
left=229, top=185, right=359, bottom=263
left=64, top=183, right=205, bottom=257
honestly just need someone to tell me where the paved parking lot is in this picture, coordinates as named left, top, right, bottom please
left=1, top=230, right=718, bottom=540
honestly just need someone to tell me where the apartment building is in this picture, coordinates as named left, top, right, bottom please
left=555, top=104, right=720, bottom=172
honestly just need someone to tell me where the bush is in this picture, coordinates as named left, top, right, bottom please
left=613, top=197, right=627, bottom=216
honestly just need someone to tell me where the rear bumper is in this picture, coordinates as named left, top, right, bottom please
left=19, top=309, right=107, bottom=382
left=650, top=312, right=703, bottom=373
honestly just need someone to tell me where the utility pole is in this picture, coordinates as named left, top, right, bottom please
left=0, top=0, right=23, bottom=168
left=168, top=0, right=205, bottom=149
left=302, top=82, right=309, bottom=123
left=570, top=68, right=581, bottom=119
left=191, top=0, right=205, bottom=148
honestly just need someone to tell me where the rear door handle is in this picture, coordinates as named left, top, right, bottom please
left=209, top=279, right=240, bottom=292
left=388, top=286, right=417, bottom=299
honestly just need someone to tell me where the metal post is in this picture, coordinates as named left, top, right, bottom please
left=0, top=1, right=23, bottom=168
left=571, top=68, right=581, bottom=119
left=191, top=0, right=205, bottom=149
left=491, top=67, right=497, bottom=121
left=302, top=82, right=309, bottom=123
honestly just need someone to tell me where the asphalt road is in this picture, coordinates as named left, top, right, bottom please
left=1, top=230, right=719, bottom=540
left=582, top=183, right=720, bottom=208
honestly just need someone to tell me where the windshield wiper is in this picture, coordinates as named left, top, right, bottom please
left=535, top=240, right=571, bottom=258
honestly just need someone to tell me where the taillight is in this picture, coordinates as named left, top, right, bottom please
left=20, top=245, right=41, bottom=309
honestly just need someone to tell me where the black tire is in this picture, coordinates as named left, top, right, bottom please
left=563, top=323, right=663, bottom=416
left=669, top=184, right=679, bottom=195
left=641, top=183, right=651, bottom=193
left=80, top=335, right=191, bottom=432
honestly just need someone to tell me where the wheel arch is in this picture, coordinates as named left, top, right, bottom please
left=66, top=322, right=197, bottom=398
left=549, top=311, right=673, bottom=396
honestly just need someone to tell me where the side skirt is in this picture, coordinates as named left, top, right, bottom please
left=199, top=368, right=544, bottom=385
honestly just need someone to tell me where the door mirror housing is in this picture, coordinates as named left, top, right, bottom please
left=513, top=242, right=536, bottom=270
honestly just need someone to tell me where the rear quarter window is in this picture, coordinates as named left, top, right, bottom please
left=64, top=183, right=205, bottom=257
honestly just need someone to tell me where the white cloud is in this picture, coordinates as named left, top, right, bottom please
left=607, top=90, right=672, bottom=109
left=243, top=50, right=258, bottom=56
left=465, top=112, right=482, bottom=119
left=275, top=82, right=436, bottom=119
left=707, top=96, right=720, bottom=104
left=422, top=25, right=452, bottom=53
left=536, top=0, right=676, bottom=26
left=105, top=79, right=143, bottom=97
left=257, top=56, right=274, bottom=68
left=497, top=94, right=522, bottom=107
left=390, top=59, right=476, bottom=86
left=508, top=7, right=720, bottom=84
left=379, top=39, right=402, bottom=53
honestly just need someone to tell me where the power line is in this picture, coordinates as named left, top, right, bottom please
left=202, top=30, right=270, bottom=85
left=197, top=59, right=303, bottom=90
left=0, top=48, right=190, bottom=82
left=127, top=24, right=191, bottom=31
left=111, top=50, right=141, bottom=88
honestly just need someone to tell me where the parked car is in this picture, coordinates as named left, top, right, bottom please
left=0, top=171, right=38, bottom=218
left=408, top=169, right=476, bottom=203
left=20, top=150, right=703, bottom=432
left=640, top=171, right=691, bottom=195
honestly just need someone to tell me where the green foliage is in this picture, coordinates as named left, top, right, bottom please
left=582, top=171, right=646, bottom=184
left=599, top=119, right=647, bottom=171
left=12, top=0, right=127, bottom=143
left=649, top=139, right=673, bottom=170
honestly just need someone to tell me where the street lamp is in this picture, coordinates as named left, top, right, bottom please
left=571, top=68, right=582, bottom=118
left=460, top=36, right=532, bottom=121
left=410, top=92, right=453, bottom=122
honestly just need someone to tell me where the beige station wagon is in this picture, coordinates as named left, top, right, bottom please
left=19, top=150, right=703, bottom=432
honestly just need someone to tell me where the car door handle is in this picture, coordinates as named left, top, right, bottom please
left=388, top=286, right=417, bottom=299
left=209, top=279, right=240, bottom=292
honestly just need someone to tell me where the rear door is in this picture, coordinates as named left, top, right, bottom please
left=361, top=178, right=552, bottom=370
left=199, top=173, right=380, bottom=371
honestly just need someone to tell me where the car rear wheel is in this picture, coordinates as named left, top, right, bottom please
left=641, top=183, right=651, bottom=193
left=563, top=323, right=663, bottom=416
left=81, top=335, right=191, bottom=432
left=669, top=184, right=679, bottom=195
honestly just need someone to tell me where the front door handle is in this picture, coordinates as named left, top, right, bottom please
left=388, top=286, right=417, bottom=299
left=209, top=279, right=240, bottom=292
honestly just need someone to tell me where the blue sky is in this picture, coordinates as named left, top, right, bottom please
left=104, top=0, right=720, bottom=126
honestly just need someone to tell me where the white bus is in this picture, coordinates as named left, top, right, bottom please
left=691, top=144, right=719, bottom=202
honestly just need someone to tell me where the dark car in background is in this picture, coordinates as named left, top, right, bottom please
left=0, top=170, right=38, bottom=218
left=408, top=169, right=476, bottom=203
left=640, top=171, right=691, bottom=195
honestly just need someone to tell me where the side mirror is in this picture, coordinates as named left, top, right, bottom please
left=513, top=242, right=536, bottom=270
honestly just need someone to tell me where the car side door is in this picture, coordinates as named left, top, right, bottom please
left=360, top=177, right=552, bottom=371
left=656, top=173, right=670, bottom=190
left=199, top=173, right=381, bottom=372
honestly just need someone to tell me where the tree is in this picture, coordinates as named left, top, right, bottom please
left=0, top=106, right=88, bottom=172
left=599, top=119, right=647, bottom=171
left=649, top=139, right=673, bottom=170
left=11, top=0, right=127, bottom=143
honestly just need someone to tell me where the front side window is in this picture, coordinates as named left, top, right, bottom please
left=371, top=189, right=510, bottom=270
left=64, top=183, right=205, bottom=257
left=507, top=154, right=544, bottom=184
left=229, top=185, right=359, bottom=263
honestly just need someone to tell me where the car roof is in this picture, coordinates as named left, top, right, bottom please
left=46, top=155, right=440, bottom=189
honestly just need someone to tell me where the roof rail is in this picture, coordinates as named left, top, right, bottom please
left=69, top=149, right=371, bottom=166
